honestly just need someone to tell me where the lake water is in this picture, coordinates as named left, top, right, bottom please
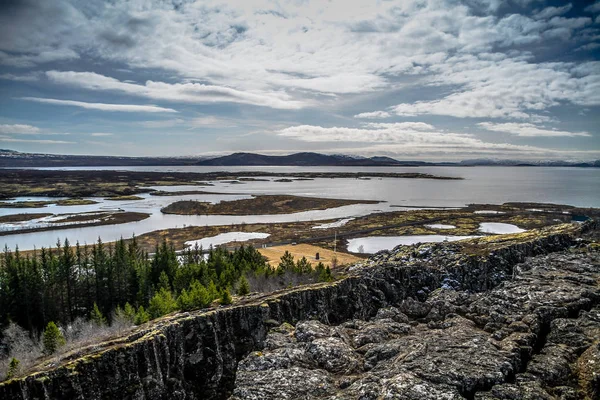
left=478, top=222, right=526, bottom=234
left=184, top=232, right=271, bottom=249
left=1, top=166, right=598, bottom=250
left=347, top=235, right=478, bottom=253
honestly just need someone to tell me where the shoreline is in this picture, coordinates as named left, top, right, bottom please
left=0, top=211, right=151, bottom=237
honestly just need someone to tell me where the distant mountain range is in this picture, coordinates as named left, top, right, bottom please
left=196, top=152, right=431, bottom=166
left=1, top=149, right=598, bottom=168
left=197, top=152, right=600, bottom=167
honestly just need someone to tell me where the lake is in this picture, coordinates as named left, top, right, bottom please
left=1, top=166, right=598, bottom=250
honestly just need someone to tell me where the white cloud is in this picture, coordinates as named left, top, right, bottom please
left=585, top=2, right=600, bottom=13
left=46, top=70, right=308, bottom=109
left=276, top=123, right=594, bottom=160
left=0, top=0, right=598, bottom=157
left=0, top=124, right=41, bottom=135
left=363, top=122, right=435, bottom=131
left=388, top=56, right=600, bottom=121
left=354, top=111, right=391, bottom=119
left=20, top=97, right=178, bottom=113
left=89, top=132, right=114, bottom=137
left=577, top=43, right=600, bottom=51
left=0, top=136, right=73, bottom=144
left=141, top=119, right=185, bottom=128
left=190, top=116, right=237, bottom=128
left=533, top=4, right=572, bottom=20
left=278, top=123, right=473, bottom=145
left=4, top=1, right=595, bottom=100
left=478, top=122, right=591, bottom=137
left=0, top=49, right=79, bottom=68
left=0, top=73, right=40, bottom=82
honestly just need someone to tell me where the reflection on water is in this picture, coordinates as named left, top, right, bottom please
left=347, top=235, right=477, bottom=254
left=424, top=224, right=456, bottom=229
left=478, top=222, right=526, bottom=234
left=184, top=232, right=270, bottom=249
left=1, top=166, right=599, bottom=250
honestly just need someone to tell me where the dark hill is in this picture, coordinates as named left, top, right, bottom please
left=197, top=152, right=407, bottom=166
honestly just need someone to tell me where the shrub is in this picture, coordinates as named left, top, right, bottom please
left=5, top=357, right=20, bottom=379
left=278, top=251, right=295, bottom=274
left=295, top=256, right=312, bottom=274
left=134, top=306, right=150, bottom=325
left=237, top=275, right=250, bottom=296
left=42, top=322, right=65, bottom=355
left=112, top=303, right=136, bottom=332
left=148, top=288, right=177, bottom=319
left=207, top=280, right=219, bottom=301
left=90, top=303, right=107, bottom=326
left=123, top=303, right=136, bottom=322
left=220, top=288, right=233, bottom=305
left=177, top=280, right=211, bottom=311
left=0, top=323, right=41, bottom=381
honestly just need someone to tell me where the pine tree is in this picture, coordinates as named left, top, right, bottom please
left=158, top=271, right=171, bottom=291
left=278, top=251, right=295, bottom=274
left=148, top=288, right=177, bottom=319
left=134, top=306, right=150, bottom=325
left=42, top=321, right=65, bottom=355
left=177, top=280, right=211, bottom=311
left=207, top=280, right=219, bottom=301
left=318, top=265, right=333, bottom=282
left=90, top=302, right=107, bottom=326
left=123, top=302, right=136, bottom=322
left=296, top=256, right=312, bottom=274
left=237, top=275, right=250, bottom=295
left=220, top=288, right=233, bottom=305
left=6, top=357, right=20, bottom=379
left=113, top=303, right=135, bottom=326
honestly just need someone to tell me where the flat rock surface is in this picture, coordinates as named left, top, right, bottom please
left=231, top=249, right=600, bottom=399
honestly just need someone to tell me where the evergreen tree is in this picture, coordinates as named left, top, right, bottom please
left=90, top=302, right=107, bottom=326
left=177, top=280, right=211, bottom=311
left=296, top=257, right=312, bottom=274
left=123, top=302, right=136, bottom=322
left=0, top=233, right=322, bottom=340
left=157, top=271, right=171, bottom=291
left=278, top=251, right=295, bottom=274
left=318, top=265, right=333, bottom=282
left=134, top=306, right=150, bottom=325
left=207, top=280, right=219, bottom=302
left=220, top=288, right=233, bottom=305
left=5, top=357, right=19, bottom=379
left=59, top=239, right=76, bottom=322
left=6, top=358, right=20, bottom=380
left=148, top=288, right=177, bottom=319
left=42, top=322, right=65, bottom=355
left=237, top=275, right=250, bottom=296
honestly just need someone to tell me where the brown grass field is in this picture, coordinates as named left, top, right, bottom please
left=258, top=243, right=363, bottom=268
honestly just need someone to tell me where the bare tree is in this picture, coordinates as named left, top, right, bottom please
left=0, top=322, right=42, bottom=380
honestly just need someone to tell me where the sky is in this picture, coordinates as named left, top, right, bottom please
left=0, top=0, right=599, bottom=161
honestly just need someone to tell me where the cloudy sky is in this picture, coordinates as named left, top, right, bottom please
left=0, top=0, right=599, bottom=161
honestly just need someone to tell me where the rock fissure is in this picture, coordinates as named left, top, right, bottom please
left=0, top=222, right=597, bottom=399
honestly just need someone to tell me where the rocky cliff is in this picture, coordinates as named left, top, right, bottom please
left=233, top=249, right=600, bottom=399
left=0, top=222, right=597, bottom=399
